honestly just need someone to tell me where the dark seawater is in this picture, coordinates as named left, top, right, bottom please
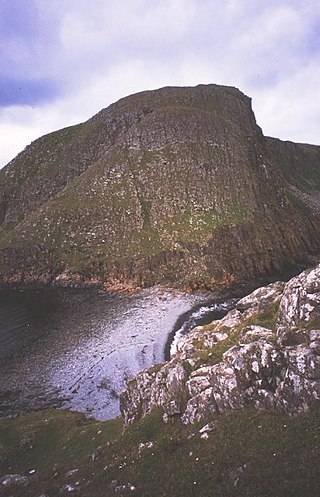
left=0, top=290, right=61, bottom=360
left=0, top=300, right=29, bottom=360
left=0, top=287, right=223, bottom=420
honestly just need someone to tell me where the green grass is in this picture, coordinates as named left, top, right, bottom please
left=190, top=330, right=241, bottom=367
left=0, top=410, right=122, bottom=478
left=244, top=301, right=280, bottom=331
left=298, top=317, right=320, bottom=331
left=1, top=407, right=319, bottom=496
left=159, top=204, right=251, bottom=246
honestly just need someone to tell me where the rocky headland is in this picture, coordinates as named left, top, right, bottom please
left=121, top=263, right=320, bottom=426
left=0, top=84, right=320, bottom=289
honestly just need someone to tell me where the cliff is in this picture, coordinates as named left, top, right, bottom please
left=0, top=84, right=319, bottom=288
left=266, top=136, right=320, bottom=214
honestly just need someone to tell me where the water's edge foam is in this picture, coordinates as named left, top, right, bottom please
left=166, top=298, right=239, bottom=359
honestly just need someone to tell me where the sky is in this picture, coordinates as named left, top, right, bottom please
left=0, top=0, right=319, bottom=168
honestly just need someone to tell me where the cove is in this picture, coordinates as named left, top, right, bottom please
left=0, top=287, right=222, bottom=420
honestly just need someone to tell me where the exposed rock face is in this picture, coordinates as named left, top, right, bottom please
left=277, top=264, right=320, bottom=334
left=0, top=85, right=319, bottom=287
left=266, top=137, right=320, bottom=214
left=120, top=264, right=320, bottom=425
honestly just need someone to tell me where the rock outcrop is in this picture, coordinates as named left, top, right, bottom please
left=120, top=264, right=320, bottom=425
left=0, top=84, right=320, bottom=288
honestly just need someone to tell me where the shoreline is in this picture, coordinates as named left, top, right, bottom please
left=0, top=254, right=316, bottom=293
left=1, top=256, right=319, bottom=421
left=0, top=286, right=215, bottom=420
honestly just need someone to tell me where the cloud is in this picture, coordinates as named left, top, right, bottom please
left=0, top=0, right=62, bottom=79
left=0, top=77, right=60, bottom=106
left=253, top=62, right=320, bottom=143
left=0, top=0, right=320, bottom=167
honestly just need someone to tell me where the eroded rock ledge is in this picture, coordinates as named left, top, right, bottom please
left=120, top=264, right=320, bottom=425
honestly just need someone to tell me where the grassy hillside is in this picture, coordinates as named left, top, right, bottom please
left=1, top=407, right=319, bottom=496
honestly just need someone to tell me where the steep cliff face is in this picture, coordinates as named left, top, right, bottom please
left=266, top=137, right=320, bottom=214
left=120, top=264, right=320, bottom=426
left=0, top=85, right=319, bottom=287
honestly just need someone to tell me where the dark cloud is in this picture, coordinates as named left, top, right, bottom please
left=0, top=77, right=60, bottom=106
left=0, top=0, right=40, bottom=40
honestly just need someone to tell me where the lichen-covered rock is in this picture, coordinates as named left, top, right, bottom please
left=175, top=326, right=229, bottom=361
left=277, top=265, right=320, bottom=340
left=120, top=361, right=188, bottom=426
left=240, top=325, right=275, bottom=343
left=120, top=264, right=320, bottom=426
left=182, top=341, right=320, bottom=423
left=236, top=281, right=285, bottom=316
left=120, top=369, right=156, bottom=426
